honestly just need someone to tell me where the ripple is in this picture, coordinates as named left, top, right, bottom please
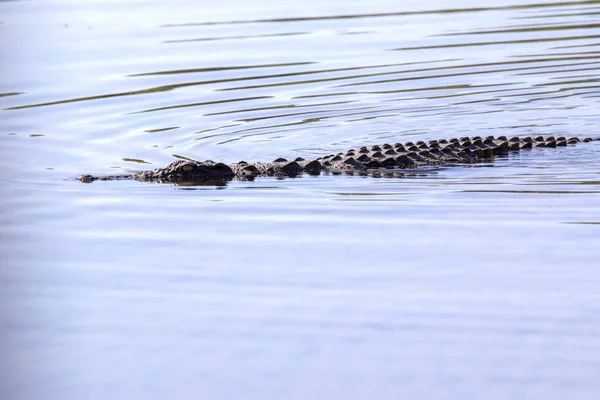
left=2, top=0, right=599, bottom=173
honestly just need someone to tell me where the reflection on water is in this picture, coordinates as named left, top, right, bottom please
left=1, top=0, right=600, bottom=399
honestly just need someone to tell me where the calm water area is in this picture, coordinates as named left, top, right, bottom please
left=1, top=0, right=600, bottom=398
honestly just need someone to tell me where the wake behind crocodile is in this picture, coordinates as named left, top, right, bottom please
left=78, top=135, right=599, bottom=185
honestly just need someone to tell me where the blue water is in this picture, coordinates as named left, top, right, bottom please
left=1, top=0, right=600, bottom=399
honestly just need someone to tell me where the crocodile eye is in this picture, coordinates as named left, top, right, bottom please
left=180, top=163, right=196, bottom=173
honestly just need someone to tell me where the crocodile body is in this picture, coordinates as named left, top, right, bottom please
left=78, top=135, right=598, bottom=184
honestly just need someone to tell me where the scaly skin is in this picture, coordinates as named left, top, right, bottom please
left=78, top=135, right=598, bottom=185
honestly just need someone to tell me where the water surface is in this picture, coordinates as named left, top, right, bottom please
left=1, top=0, right=600, bottom=399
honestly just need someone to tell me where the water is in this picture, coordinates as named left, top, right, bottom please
left=1, top=0, right=600, bottom=399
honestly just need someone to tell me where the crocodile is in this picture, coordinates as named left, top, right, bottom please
left=78, top=135, right=598, bottom=185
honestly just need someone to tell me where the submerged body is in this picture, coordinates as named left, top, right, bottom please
left=79, top=135, right=598, bottom=185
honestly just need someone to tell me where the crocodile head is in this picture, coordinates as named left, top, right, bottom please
left=135, top=160, right=235, bottom=183
left=78, top=159, right=235, bottom=184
